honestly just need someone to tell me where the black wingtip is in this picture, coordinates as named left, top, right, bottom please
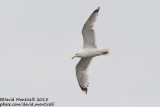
left=79, top=85, right=88, bottom=94
left=94, top=7, right=100, bottom=13
left=81, top=87, right=88, bottom=94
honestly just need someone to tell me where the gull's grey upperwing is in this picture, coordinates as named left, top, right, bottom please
left=76, top=58, right=92, bottom=94
left=82, top=7, right=100, bottom=49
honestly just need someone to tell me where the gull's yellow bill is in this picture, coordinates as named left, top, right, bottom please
left=72, top=56, right=75, bottom=59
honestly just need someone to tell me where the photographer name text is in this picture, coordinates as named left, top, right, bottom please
left=0, top=97, right=49, bottom=102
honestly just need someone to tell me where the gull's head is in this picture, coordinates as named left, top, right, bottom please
left=72, top=53, right=80, bottom=59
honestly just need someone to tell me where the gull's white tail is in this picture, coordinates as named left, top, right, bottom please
left=99, top=49, right=109, bottom=55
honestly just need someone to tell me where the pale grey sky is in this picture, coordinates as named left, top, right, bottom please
left=0, top=0, right=160, bottom=107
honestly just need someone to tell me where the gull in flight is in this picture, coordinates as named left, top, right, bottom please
left=72, top=7, right=109, bottom=94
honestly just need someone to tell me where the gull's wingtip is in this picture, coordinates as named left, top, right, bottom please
left=94, top=7, right=100, bottom=13
left=79, top=84, right=88, bottom=94
left=82, top=87, right=88, bottom=94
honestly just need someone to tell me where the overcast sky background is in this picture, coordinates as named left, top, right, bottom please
left=0, top=0, right=160, bottom=107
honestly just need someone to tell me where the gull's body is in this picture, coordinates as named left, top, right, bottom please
left=72, top=7, right=108, bottom=94
left=76, top=48, right=102, bottom=58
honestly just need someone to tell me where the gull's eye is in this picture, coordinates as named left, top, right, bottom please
left=76, top=53, right=78, bottom=55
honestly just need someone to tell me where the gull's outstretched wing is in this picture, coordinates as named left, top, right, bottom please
left=82, top=7, right=100, bottom=49
left=76, top=58, right=92, bottom=94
